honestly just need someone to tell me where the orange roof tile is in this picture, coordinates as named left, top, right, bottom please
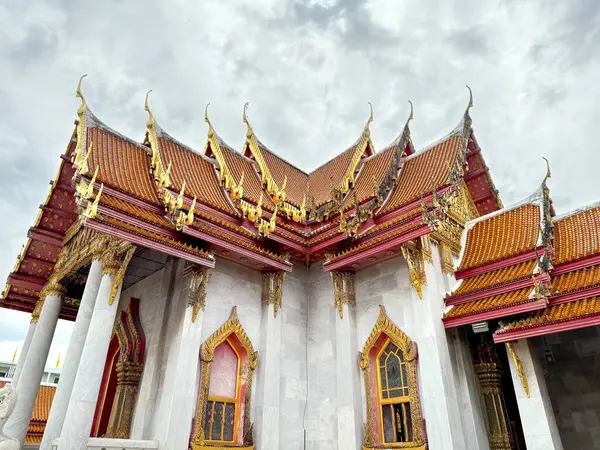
left=158, top=136, right=235, bottom=214
left=381, top=135, right=461, bottom=214
left=457, top=204, right=541, bottom=272
left=443, top=288, right=533, bottom=319
left=343, top=146, right=396, bottom=208
left=100, top=194, right=173, bottom=229
left=551, top=264, right=600, bottom=295
left=308, top=146, right=357, bottom=207
left=87, top=127, right=159, bottom=205
left=498, top=296, right=600, bottom=332
left=259, top=143, right=308, bottom=208
left=554, top=205, right=600, bottom=265
left=220, top=145, right=275, bottom=210
left=451, top=259, right=538, bottom=297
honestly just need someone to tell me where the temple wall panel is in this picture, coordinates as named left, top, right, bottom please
left=533, top=326, right=600, bottom=450
left=278, top=268, right=309, bottom=450
left=306, top=266, right=338, bottom=450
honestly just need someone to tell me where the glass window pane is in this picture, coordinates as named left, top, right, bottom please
left=401, top=362, right=408, bottom=388
left=379, top=366, right=387, bottom=390
left=382, top=391, right=389, bottom=399
left=224, top=403, right=235, bottom=441
left=211, top=401, right=224, bottom=440
left=386, top=354, right=402, bottom=388
left=388, top=388, right=402, bottom=399
left=382, top=404, right=395, bottom=443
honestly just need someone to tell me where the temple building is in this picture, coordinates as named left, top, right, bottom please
left=1, top=77, right=599, bottom=450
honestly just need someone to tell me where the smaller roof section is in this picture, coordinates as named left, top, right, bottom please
left=455, top=186, right=548, bottom=274
left=553, top=202, right=600, bottom=266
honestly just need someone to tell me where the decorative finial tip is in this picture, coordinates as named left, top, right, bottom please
left=243, top=102, right=250, bottom=124
left=144, top=90, right=153, bottom=112
left=407, top=100, right=414, bottom=122
left=542, top=157, right=551, bottom=183
left=76, top=74, right=88, bottom=97
left=368, top=102, right=374, bottom=123
left=466, top=85, right=473, bottom=111
left=205, top=102, right=211, bottom=123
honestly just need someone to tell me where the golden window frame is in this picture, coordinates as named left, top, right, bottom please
left=358, top=306, right=427, bottom=450
left=192, top=307, right=258, bottom=450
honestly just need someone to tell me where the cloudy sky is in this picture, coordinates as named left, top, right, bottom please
left=0, top=0, right=599, bottom=363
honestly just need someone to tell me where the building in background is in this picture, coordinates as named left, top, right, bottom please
left=0, top=78, right=598, bottom=450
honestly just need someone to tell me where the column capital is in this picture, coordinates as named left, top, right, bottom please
left=331, top=271, right=355, bottom=319
left=183, top=263, right=212, bottom=322
left=261, top=271, right=285, bottom=317
left=100, top=242, right=136, bottom=306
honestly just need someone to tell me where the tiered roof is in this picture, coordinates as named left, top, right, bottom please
left=1, top=81, right=506, bottom=317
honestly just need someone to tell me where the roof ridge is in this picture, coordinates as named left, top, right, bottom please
left=86, top=108, right=149, bottom=153
left=554, top=201, right=600, bottom=221
left=257, top=141, right=309, bottom=176
left=158, top=127, right=218, bottom=166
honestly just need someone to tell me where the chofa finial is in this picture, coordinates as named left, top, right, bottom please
left=76, top=74, right=88, bottom=112
left=367, top=102, right=374, bottom=125
left=542, top=157, right=551, bottom=184
left=465, top=85, right=473, bottom=114
left=243, top=102, right=250, bottom=125
left=407, top=100, right=414, bottom=123
left=144, top=90, right=153, bottom=113
left=205, top=102, right=211, bottom=124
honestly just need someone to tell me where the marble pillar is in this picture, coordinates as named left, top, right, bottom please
left=4, top=288, right=63, bottom=447
left=255, top=303, right=282, bottom=450
left=11, top=320, right=37, bottom=387
left=40, top=259, right=103, bottom=450
left=410, top=241, right=465, bottom=449
left=255, top=272, right=284, bottom=450
left=331, top=272, right=362, bottom=450
left=58, top=269, right=124, bottom=450
left=506, top=340, right=563, bottom=450
left=154, top=263, right=209, bottom=450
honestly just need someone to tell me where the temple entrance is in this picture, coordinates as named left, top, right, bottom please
left=90, top=298, right=146, bottom=439
left=468, top=330, right=526, bottom=450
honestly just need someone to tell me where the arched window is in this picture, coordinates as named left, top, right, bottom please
left=359, top=306, right=426, bottom=449
left=203, top=339, right=241, bottom=442
left=192, top=307, right=258, bottom=450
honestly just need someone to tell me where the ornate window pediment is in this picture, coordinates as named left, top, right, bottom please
left=192, top=307, right=258, bottom=450
left=359, top=306, right=427, bottom=450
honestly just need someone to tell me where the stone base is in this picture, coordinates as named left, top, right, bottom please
left=362, top=445, right=427, bottom=450
left=191, top=445, right=254, bottom=450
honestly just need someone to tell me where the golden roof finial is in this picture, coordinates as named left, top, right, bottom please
left=465, top=85, right=474, bottom=115
left=281, top=175, right=288, bottom=191
left=76, top=74, right=88, bottom=112
left=407, top=100, right=414, bottom=123
left=84, top=183, right=103, bottom=219
left=185, top=196, right=197, bottom=226
left=144, top=90, right=155, bottom=127
left=176, top=180, right=186, bottom=209
left=84, top=166, right=99, bottom=199
left=367, top=102, right=374, bottom=126
left=542, top=157, right=551, bottom=185
left=243, top=102, right=250, bottom=126
left=205, top=102, right=215, bottom=138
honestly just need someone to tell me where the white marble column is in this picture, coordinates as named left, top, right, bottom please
left=507, top=340, right=563, bottom=450
left=153, top=262, right=210, bottom=450
left=255, top=302, right=282, bottom=450
left=58, top=268, right=124, bottom=450
left=11, top=320, right=37, bottom=387
left=410, top=241, right=465, bottom=449
left=40, top=259, right=103, bottom=450
left=335, top=302, right=362, bottom=450
left=4, top=288, right=63, bottom=447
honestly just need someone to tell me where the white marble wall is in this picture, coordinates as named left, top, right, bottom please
left=279, top=269, right=309, bottom=450
left=306, top=268, right=338, bottom=450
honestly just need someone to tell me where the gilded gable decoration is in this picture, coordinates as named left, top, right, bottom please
left=401, top=240, right=427, bottom=300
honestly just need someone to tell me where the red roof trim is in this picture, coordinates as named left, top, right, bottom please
left=455, top=248, right=541, bottom=280
left=548, top=284, right=600, bottom=307
left=446, top=276, right=539, bottom=306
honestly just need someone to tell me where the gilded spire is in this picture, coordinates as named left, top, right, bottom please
left=205, top=102, right=215, bottom=138
left=76, top=74, right=88, bottom=116
left=465, top=85, right=474, bottom=116
left=542, top=157, right=551, bottom=186
left=74, top=74, right=89, bottom=167
left=145, top=90, right=155, bottom=129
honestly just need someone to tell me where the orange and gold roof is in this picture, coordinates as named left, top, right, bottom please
left=553, top=204, right=600, bottom=265
left=87, top=126, right=159, bottom=205
left=158, top=136, right=236, bottom=214
left=551, top=264, right=600, bottom=295
left=497, top=296, right=600, bottom=334
left=308, top=146, right=358, bottom=207
left=457, top=203, right=541, bottom=272
left=259, top=143, right=308, bottom=208
left=381, top=135, right=462, bottom=214
left=443, top=287, right=534, bottom=320
left=450, top=259, right=538, bottom=298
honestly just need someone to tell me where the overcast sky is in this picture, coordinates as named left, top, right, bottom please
left=1, top=0, right=599, bottom=363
